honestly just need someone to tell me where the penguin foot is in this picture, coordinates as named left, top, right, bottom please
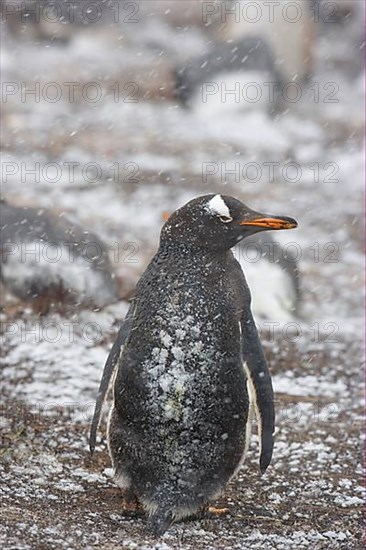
left=202, top=505, right=230, bottom=518
left=207, top=506, right=230, bottom=516
left=121, top=488, right=143, bottom=516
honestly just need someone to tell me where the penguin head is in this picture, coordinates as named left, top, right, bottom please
left=161, top=194, right=297, bottom=251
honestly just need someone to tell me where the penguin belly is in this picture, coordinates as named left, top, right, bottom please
left=108, top=286, right=250, bottom=526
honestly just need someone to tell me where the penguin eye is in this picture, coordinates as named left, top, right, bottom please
left=219, top=215, right=233, bottom=223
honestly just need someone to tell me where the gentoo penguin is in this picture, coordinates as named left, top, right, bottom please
left=0, top=201, right=118, bottom=311
left=90, top=194, right=297, bottom=535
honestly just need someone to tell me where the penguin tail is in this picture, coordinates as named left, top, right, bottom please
left=147, top=508, right=174, bottom=537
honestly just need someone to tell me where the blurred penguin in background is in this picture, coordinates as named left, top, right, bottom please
left=235, top=233, right=301, bottom=323
left=173, top=0, right=316, bottom=112
left=217, top=0, right=315, bottom=82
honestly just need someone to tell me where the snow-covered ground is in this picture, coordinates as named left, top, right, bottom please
left=0, top=1, right=364, bottom=548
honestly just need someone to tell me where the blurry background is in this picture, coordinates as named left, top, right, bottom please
left=0, top=1, right=364, bottom=548
left=1, top=0, right=364, bottom=317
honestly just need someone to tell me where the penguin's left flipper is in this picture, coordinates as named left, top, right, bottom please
left=89, top=301, right=135, bottom=456
left=240, top=310, right=275, bottom=473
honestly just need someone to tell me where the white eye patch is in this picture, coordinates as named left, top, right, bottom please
left=206, top=195, right=232, bottom=221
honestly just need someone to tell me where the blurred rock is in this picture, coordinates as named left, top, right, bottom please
left=2, top=0, right=217, bottom=43
left=1, top=0, right=121, bottom=42
left=1, top=28, right=177, bottom=102
left=137, top=0, right=210, bottom=27
left=0, top=200, right=119, bottom=312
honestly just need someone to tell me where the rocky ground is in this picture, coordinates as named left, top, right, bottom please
left=0, top=1, right=364, bottom=548
left=1, top=331, right=363, bottom=549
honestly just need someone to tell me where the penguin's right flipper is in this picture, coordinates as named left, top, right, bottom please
left=89, top=301, right=135, bottom=455
left=240, top=310, right=275, bottom=474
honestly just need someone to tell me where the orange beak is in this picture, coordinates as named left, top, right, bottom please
left=239, top=216, right=297, bottom=230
